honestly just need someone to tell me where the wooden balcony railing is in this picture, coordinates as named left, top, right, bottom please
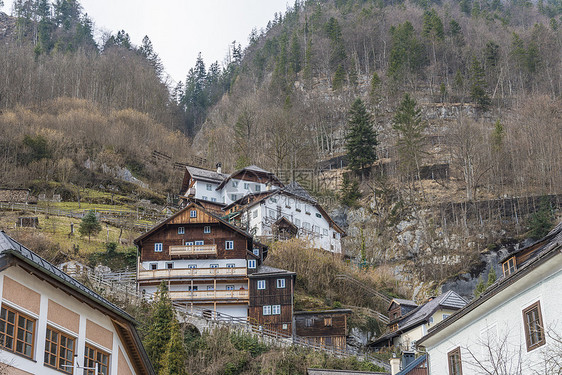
left=138, top=266, right=247, bottom=280
left=169, top=289, right=249, bottom=301
left=169, top=244, right=217, bottom=256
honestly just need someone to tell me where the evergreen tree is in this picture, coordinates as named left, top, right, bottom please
left=159, top=319, right=187, bottom=375
left=340, top=174, right=361, bottom=207
left=392, top=94, right=427, bottom=182
left=332, top=64, right=346, bottom=90
left=528, top=197, right=554, bottom=239
left=491, top=119, right=504, bottom=152
left=388, top=22, right=428, bottom=80
left=79, top=210, right=101, bottom=242
left=143, top=282, right=175, bottom=374
left=289, top=32, right=302, bottom=74
left=469, top=57, right=490, bottom=109
left=345, top=98, right=378, bottom=174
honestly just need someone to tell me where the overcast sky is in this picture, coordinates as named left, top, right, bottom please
left=1, top=0, right=289, bottom=83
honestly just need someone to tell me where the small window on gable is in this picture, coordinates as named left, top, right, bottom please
left=443, top=314, right=450, bottom=320
left=523, top=301, right=546, bottom=351
left=225, top=240, right=234, bottom=250
left=253, top=248, right=260, bottom=256
left=448, top=347, right=463, bottom=375
left=206, top=183, right=212, bottom=191
left=232, top=180, right=239, bottom=188
left=324, top=317, right=332, bottom=327
left=190, top=210, right=197, bottom=218
left=257, top=280, right=266, bottom=290
left=503, top=257, right=516, bottom=277
left=154, top=243, right=163, bottom=252
left=277, top=278, right=286, bottom=288
left=178, top=227, right=185, bottom=234
left=248, top=260, right=256, bottom=269
left=428, top=316, right=434, bottom=324
left=204, top=226, right=211, bottom=234
left=244, top=182, right=250, bottom=190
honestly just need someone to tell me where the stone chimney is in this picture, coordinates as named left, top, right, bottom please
left=216, top=162, right=222, bottom=174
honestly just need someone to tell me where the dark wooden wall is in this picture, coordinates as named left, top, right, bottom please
left=295, top=312, right=347, bottom=338
left=248, top=275, right=293, bottom=334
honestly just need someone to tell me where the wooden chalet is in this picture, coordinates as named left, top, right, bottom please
left=134, top=202, right=266, bottom=318
left=248, top=265, right=296, bottom=335
left=294, top=309, right=352, bottom=350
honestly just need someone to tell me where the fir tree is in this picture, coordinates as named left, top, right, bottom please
left=528, top=197, right=554, bottom=239
left=332, top=64, right=346, bottom=90
left=340, top=174, right=361, bottom=207
left=160, top=319, right=187, bottom=375
left=79, top=210, right=101, bottom=242
left=469, top=57, right=490, bottom=109
left=345, top=98, right=378, bottom=174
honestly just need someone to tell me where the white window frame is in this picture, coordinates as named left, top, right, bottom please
left=206, top=183, right=212, bottom=191
left=255, top=185, right=261, bottom=192
left=226, top=263, right=235, bottom=268
left=244, top=182, right=250, bottom=190
left=277, top=279, right=286, bottom=288
left=225, top=240, right=234, bottom=250
left=190, top=210, right=197, bottom=218
left=226, top=285, right=234, bottom=291
left=154, top=243, right=163, bottom=252
left=231, top=194, right=237, bottom=201
left=185, top=241, right=194, bottom=246
left=257, top=280, right=266, bottom=290
left=204, top=226, right=211, bottom=234
left=195, top=240, right=204, bottom=245
left=178, top=227, right=185, bottom=234
left=272, top=305, right=281, bottom=315
left=248, top=260, right=256, bottom=269
left=263, top=305, right=271, bottom=315
left=187, top=264, right=197, bottom=269
left=210, top=264, right=219, bottom=268
left=211, top=197, right=217, bottom=202
left=202, top=196, right=208, bottom=201
left=253, top=248, right=260, bottom=256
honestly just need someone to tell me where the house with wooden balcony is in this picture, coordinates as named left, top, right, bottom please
left=134, top=202, right=267, bottom=318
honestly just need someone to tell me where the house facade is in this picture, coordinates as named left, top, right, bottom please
left=294, top=309, right=352, bottom=350
left=135, top=202, right=264, bottom=318
left=417, top=223, right=562, bottom=375
left=0, top=231, right=154, bottom=375
left=371, top=291, right=467, bottom=351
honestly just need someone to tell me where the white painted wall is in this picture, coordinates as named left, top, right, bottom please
left=394, top=308, right=458, bottom=350
left=0, top=267, right=138, bottom=375
left=141, top=258, right=247, bottom=270
left=424, top=255, right=562, bottom=375
left=193, top=180, right=222, bottom=203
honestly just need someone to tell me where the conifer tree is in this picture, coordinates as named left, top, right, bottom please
left=79, top=210, right=101, bottom=242
left=144, top=282, right=175, bottom=374
left=340, top=174, right=361, bottom=207
left=345, top=98, right=378, bottom=175
left=160, top=319, right=187, bottom=375
left=469, top=57, right=490, bottom=109
left=528, top=197, right=554, bottom=239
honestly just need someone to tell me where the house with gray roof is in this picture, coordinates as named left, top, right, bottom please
left=370, top=291, right=467, bottom=351
left=0, top=231, right=154, bottom=374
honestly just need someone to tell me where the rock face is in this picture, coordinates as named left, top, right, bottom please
left=84, top=159, right=148, bottom=188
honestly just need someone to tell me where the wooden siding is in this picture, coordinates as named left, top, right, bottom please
left=301, top=335, right=347, bottom=350
left=295, top=312, right=348, bottom=338
left=140, top=222, right=250, bottom=262
left=248, top=275, right=294, bottom=334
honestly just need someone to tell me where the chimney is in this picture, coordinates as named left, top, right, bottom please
left=390, top=354, right=401, bottom=375
left=216, top=162, right=222, bottom=174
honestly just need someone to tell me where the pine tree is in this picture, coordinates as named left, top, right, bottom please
left=345, top=98, right=378, bottom=174
left=332, top=64, right=346, bottom=90
left=528, top=197, right=554, bottom=239
left=79, top=210, right=101, bottom=242
left=159, top=319, right=187, bottom=375
left=469, top=57, right=490, bottom=109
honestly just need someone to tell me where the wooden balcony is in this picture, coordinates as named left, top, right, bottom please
left=169, top=289, right=249, bottom=301
left=169, top=244, right=217, bottom=257
left=138, top=266, right=247, bottom=280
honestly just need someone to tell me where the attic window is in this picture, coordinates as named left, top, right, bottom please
left=190, top=210, right=197, bottom=218
left=502, top=257, right=516, bottom=277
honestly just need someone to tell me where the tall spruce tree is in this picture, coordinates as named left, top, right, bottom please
left=345, top=98, right=378, bottom=175
left=159, top=319, right=187, bottom=375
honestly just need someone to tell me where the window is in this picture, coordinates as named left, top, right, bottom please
left=190, top=210, right=197, bottom=218
left=204, top=226, right=211, bottom=234
left=188, top=286, right=198, bottom=291
left=263, top=305, right=271, bottom=315
left=282, top=324, right=288, bottom=330
left=226, top=263, right=235, bottom=268
left=323, top=229, right=328, bottom=237
left=305, top=318, right=313, bottom=327
left=255, top=185, right=261, bottom=192
left=428, top=316, right=434, bottom=324
left=257, top=280, right=266, bottom=290
left=252, top=210, right=258, bottom=219
left=84, top=345, right=109, bottom=375
left=523, top=301, right=546, bottom=351
left=232, top=181, right=239, bottom=188
left=207, top=286, right=214, bottom=290
left=230, top=194, right=237, bottom=201
left=277, top=279, right=286, bottom=288
left=202, top=196, right=208, bottom=201
left=503, top=257, right=516, bottom=276
left=210, top=264, right=219, bottom=268
left=303, top=222, right=311, bottom=230
left=195, top=240, right=204, bottom=245
left=253, top=248, right=260, bottom=256
left=154, top=243, right=163, bottom=252
left=272, top=305, right=281, bottom=315
left=225, top=241, right=234, bottom=250
left=45, top=327, right=75, bottom=374
left=294, top=218, right=301, bottom=227
left=206, top=183, right=212, bottom=191
left=0, top=305, right=35, bottom=359
left=443, top=314, right=450, bottom=320
left=244, top=183, right=250, bottom=190
left=324, top=317, right=332, bottom=327
left=211, top=197, right=217, bottom=202
left=185, top=241, right=194, bottom=246
left=248, top=260, right=256, bottom=269
left=150, top=264, right=157, bottom=270
left=226, top=285, right=234, bottom=291
left=316, top=213, right=322, bottom=218
left=448, top=347, right=463, bottom=375
left=166, top=262, right=173, bottom=269
left=178, top=227, right=185, bottom=234
left=188, top=264, right=197, bottom=269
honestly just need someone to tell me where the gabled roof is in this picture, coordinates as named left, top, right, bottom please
left=249, top=265, right=296, bottom=277
left=134, top=202, right=254, bottom=244
left=0, top=231, right=155, bottom=375
left=284, top=181, right=317, bottom=204
left=396, top=354, right=427, bottom=375
left=389, top=298, right=418, bottom=310
left=216, top=165, right=284, bottom=190
left=273, top=216, right=298, bottom=231
left=418, top=223, right=562, bottom=347
left=185, top=165, right=228, bottom=183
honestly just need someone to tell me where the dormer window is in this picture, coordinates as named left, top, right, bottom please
left=502, top=256, right=516, bottom=277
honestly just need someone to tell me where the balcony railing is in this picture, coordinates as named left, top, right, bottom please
left=169, top=244, right=217, bottom=256
left=138, top=266, right=247, bottom=280
left=168, top=289, right=249, bottom=301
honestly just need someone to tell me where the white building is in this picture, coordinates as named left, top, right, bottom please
left=417, top=223, right=562, bottom=375
left=0, top=231, right=154, bottom=375
left=226, top=181, right=346, bottom=254
left=180, top=165, right=345, bottom=254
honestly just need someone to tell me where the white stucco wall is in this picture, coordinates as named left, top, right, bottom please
left=0, top=267, right=137, bottom=375
left=424, top=255, right=562, bottom=375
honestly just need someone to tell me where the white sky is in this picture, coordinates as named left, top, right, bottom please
left=1, top=0, right=289, bottom=84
